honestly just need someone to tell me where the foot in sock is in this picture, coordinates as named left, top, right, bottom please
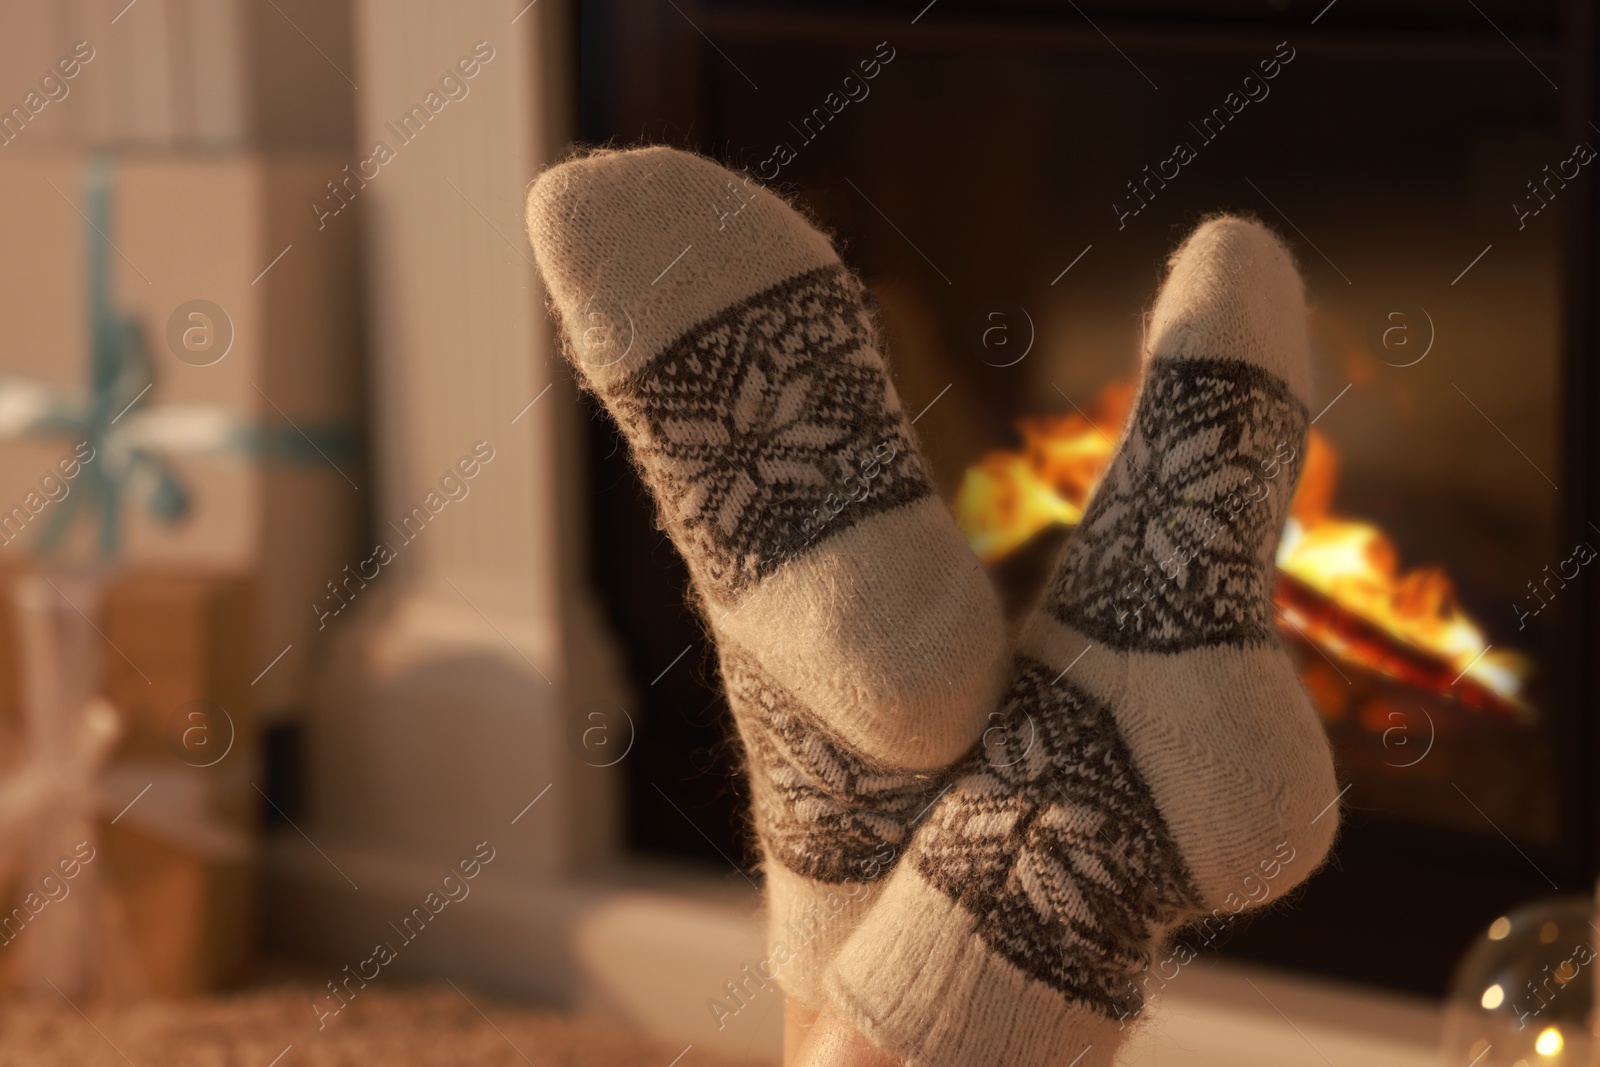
left=523, top=146, right=1007, bottom=1007
left=820, top=216, right=1342, bottom=1067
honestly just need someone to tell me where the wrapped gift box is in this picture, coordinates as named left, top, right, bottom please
left=0, top=567, right=258, bottom=996
left=0, top=151, right=362, bottom=720
left=0, top=149, right=361, bottom=996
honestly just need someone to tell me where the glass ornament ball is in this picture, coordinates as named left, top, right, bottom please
left=1442, top=896, right=1596, bottom=1067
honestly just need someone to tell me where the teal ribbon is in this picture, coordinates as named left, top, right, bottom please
left=21, top=154, right=358, bottom=558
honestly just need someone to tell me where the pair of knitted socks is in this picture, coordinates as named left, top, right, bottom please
left=526, top=147, right=1340, bottom=1067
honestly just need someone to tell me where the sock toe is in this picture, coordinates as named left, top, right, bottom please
left=525, top=146, right=838, bottom=389
left=1145, top=215, right=1311, bottom=404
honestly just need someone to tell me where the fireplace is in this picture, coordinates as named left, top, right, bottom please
left=575, top=0, right=1600, bottom=995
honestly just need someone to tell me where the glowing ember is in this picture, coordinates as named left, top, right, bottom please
left=956, top=381, right=1530, bottom=708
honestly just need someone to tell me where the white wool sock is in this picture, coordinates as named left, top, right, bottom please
left=524, top=146, right=1007, bottom=1006
left=824, top=216, right=1343, bottom=1067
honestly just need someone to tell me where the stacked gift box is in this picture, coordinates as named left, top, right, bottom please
left=0, top=151, right=361, bottom=996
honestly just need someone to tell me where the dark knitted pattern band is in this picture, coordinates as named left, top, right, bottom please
left=1047, top=357, right=1308, bottom=651
left=605, top=266, right=931, bottom=601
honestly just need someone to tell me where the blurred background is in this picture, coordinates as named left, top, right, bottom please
left=0, top=1, right=1596, bottom=1064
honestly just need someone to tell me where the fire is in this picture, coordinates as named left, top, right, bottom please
left=956, top=381, right=1529, bottom=709
left=957, top=382, right=1133, bottom=565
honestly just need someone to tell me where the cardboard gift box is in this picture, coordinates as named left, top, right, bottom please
left=0, top=150, right=362, bottom=722
left=0, top=567, right=258, bottom=997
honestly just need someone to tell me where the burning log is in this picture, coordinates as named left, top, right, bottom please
left=1273, top=570, right=1520, bottom=720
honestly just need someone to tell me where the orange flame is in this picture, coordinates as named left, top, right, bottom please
left=956, top=382, right=1529, bottom=706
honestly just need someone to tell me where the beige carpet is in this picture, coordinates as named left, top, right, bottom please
left=0, top=985, right=762, bottom=1066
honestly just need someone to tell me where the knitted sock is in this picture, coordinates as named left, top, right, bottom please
left=823, top=216, right=1343, bottom=1067
left=524, top=147, right=1007, bottom=1006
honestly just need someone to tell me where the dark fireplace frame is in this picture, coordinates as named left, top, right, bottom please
left=574, top=0, right=1600, bottom=996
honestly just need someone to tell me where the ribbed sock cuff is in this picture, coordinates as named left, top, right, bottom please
left=826, top=866, right=1132, bottom=1067
left=762, top=861, right=887, bottom=1011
